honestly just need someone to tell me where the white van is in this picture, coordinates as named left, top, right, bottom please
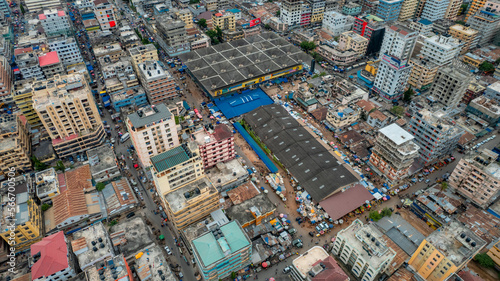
left=120, top=133, right=130, bottom=143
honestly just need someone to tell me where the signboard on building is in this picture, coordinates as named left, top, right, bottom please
left=250, top=18, right=261, bottom=27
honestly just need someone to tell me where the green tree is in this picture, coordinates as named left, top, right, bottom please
left=31, top=156, right=48, bottom=171
left=311, top=51, right=322, bottom=61
left=20, top=4, right=25, bottom=14
left=439, top=181, right=448, bottom=194
left=455, top=20, right=466, bottom=25
left=276, top=11, right=280, bottom=16
left=381, top=207, right=392, bottom=217
left=264, top=24, right=271, bottom=30
left=474, top=253, right=495, bottom=268
left=96, top=182, right=106, bottom=191
left=189, top=0, right=200, bottom=3
left=230, top=272, right=237, bottom=279
left=403, top=86, right=415, bottom=103
left=109, top=219, right=118, bottom=226
left=55, top=160, right=65, bottom=172
left=134, top=29, right=143, bottom=40
left=142, top=38, right=151, bottom=45
left=197, top=18, right=207, bottom=28
left=479, top=61, right=495, bottom=73
left=300, top=41, right=316, bottom=53
left=41, top=203, right=52, bottom=211
left=215, top=26, right=223, bottom=39
left=369, top=211, right=382, bottom=221
left=334, top=36, right=339, bottom=42
left=390, top=106, right=405, bottom=117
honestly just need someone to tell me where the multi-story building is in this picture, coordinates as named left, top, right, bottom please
left=71, top=222, right=115, bottom=271
left=399, top=0, right=419, bottom=21
left=444, top=0, right=462, bottom=20
left=0, top=0, right=11, bottom=17
left=94, top=43, right=124, bottom=63
left=309, top=0, right=326, bottom=23
left=39, top=9, right=72, bottom=36
left=32, top=74, right=105, bottom=159
left=12, top=80, right=42, bottom=127
left=212, top=10, right=235, bottom=31
left=369, top=123, right=420, bottom=182
left=280, top=0, right=303, bottom=27
left=291, top=246, right=349, bottom=281
left=448, top=24, right=479, bottom=54
left=485, top=81, right=500, bottom=102
left=0, top=175, right=42, bottom=252
left=156, top=17, right=190, bottom=57
left=466, top=0, right=488, bottom=21
left=129, top=44, right=159, bottom=73
left=39, top=51, right=66, bottom=79
left=48, top=36, right=84, bottom=66
left=30, top=231, right=77, bottom=281
left=94, top=0, right=116, bottom=30
left=192, top=220, right=251, bottom=281
left=101, top=57, right=138, bottom=94
left=420, top=35, right=461, bottom=66
left=462, top=81, right=485, bottom=105
left=467, top=9, right=500, bottom=47
left=376, top=0, right=404, bottom=22
left=332, top=219, right=397, bottom=281
left=431, top=63, right=472, bottom=108
left=322, top=11, right=354, bottom=36
left=487, top=240, right=500, bottom=268
left=175, top=8, right=194, bottom=29
left=193, top=124, right=235, bottom=169
left=339, top=31, right=369, bottom=55
left=353, top=14, right=386, bottom=55
left=164, top=176, right=219, bottom=229
left=137, top=60, right=177, bottom=104
left=408, top=220, right=486, bottom=281
left=409, top=18, right=434, bottom=37
left=35, top=168, right=60, bottom=202
left=0, top=55, right=12, bottom=104
left=407, top=102, right=464, bottom=164
left=300, top=3, right=313, bottom=26
left=432, top=18, right=455, bottom=34
left=317, top=44, right=360, bottom=66
left=0, top=114, right=31, bottom=176
left=373, top=25, right=418, bottom=100
left=87, top=145, right=120, bottom=183
left=326, top=105, right=359, bottom=129
left=343, top=2, right=362, bottom=15
left=24, top=0, right=61, bottom=12
left=408, top=56, right=439, bottom=91
left=421, top=0, right=450, bottom=22
left=16, top=51, right=44, bottom=80
left=467, top=95, right=500, bottom=126
left=127, top=104, right=179, bottom=167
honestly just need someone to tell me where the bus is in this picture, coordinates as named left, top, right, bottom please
left=120, top=133, right=130, bottom=143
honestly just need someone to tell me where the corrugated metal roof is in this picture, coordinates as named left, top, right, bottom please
left=151, top=146, right=190, bottom=173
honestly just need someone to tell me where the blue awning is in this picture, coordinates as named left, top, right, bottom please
left=175, top=87, right=181, bottom=90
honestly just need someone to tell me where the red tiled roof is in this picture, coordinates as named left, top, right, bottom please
left=31, top=232, right=69, bottom=280
left=38, top=14, right=47, bottom=20
left=14, top=47, right=33, bottom=56
left=39, top=51, right=60, bottom=67
left=319, top=184, right=374, bottom=220
left=356, top=99, right=376, bottom=112
left=459, top=270, right=485, bottom=281
left=312, top=256, right=349, bottom=281
left=213, top=124, right=233, bottom=141
left=215, top=13, right=223, bottom=17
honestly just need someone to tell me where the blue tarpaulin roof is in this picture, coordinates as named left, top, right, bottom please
left=214, top=88, right=273, bottom=119
left=183, top=100, right=190, bottom=110
left=234, top=122, right=278, bottom=173
left=175, top=87, right=180, bottom=90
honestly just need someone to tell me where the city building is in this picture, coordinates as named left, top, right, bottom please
left=193, top=124, right=235, bottom=169
left=448, top=24, right=479, bottom=54
left=137, top=60, right=177, bottom=104
left=39, top=9, right=72, bottom=36
left=280, top=0, right=303, bottom=27
left=376, top=0, right=404, bottom=22
left=466, top=0, right=488, bottom=21
left=428, top=62, right=472, bottom=108
left=343, top=2, right=362, bottom=15
left=129, top=44, right=159, bottom=73
left=0, top=114, right=31, bottom=176
left=32, top=73, right=105, bottom=159
left=317, top=44, right=360, bottom=66
left=134, top=245, right=176, bottom=280
left=87, top=145, right=120, bottom=183
left=462, top=52, right=483, bottom=68
left=408, top=220, right=486, bottom=280
left=467, top=9, right=500, bottom=47
left=101, top=179, right=138, bottom=217
left=176, top=8, right=194, bottom=29
left=12, top=80, right=42, bottom=127
left=110, top=86, right=149, bottom=111
left=85, top=254, right=133, bottom=281
left=444, top=0, right=462, bottom=20
left=39, top=51, right=66, bottom=79
left=309, top=0, right=326, bottom=23
left=0, top=0, right=11, bottom=17
left=15, top=50, right=45, bottom=80
left=156, top=17, right=190, bottom=56
left=487, top=240, right=500, bottom=268
left=485, top=81, right=500, bottom=102
left=369, top=123, right=420, bottom=182
left=127, top=104, right=179, bottom=167
left=421, top=0, right=450, bottom=22
left=0, top=57, right=11, bottom=105
left=212, top=10, right=235, bottom=31
left=326, top=105, right=359, bottom=129
left=432, top=18, right=455, bottom=34
left=462, top=81, right=485, bottom=105
left=48, top=36, right=84, bottom=66
left=205, top=158, right=248, bottom=191
left=94, top=0, right=116, bottom=30
left=0, top=175, right=42, bottom=252
left=151, top=142, right=203, bottom=196
left=30, top=231, right=77, bottom=281
left=24, top=0, right=61, bottom=12
left=191, top=220, right=252, bottom=281
left=420, top=35, right=461, bottom=66
left=409, top=18, right=433, bottom=37
left=35, top=168, right=60, bottom=202
left=353, top=14, right=386, bottom=55
left=373, top=25, right=418, bottom=100
left=101, top=58, right=139, bottom=94
left=408, top=56, right=439, bottom=91
left=332, top=219, right=397, bottom=281
left=322, top=11, right=354, bottom=36
left=291, top=246, right=349, bottom=281
left=222, top=29, right=245, bottom=42
left=399, top=0, right=419, bottom=21
left=339, top=31, right=369, bottom=55
left=94, top=43, right=124, bottom=62
left=71, top=223, right=115, bottom=271
left=449, top=148, right=500, bottom=208
left=164, top=176, right=219, bottom=229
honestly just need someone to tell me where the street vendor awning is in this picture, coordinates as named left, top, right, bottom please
left=319, top=184, right=374, bottom=221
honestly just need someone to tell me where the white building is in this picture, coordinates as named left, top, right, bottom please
left=48, top=36, right=84, bottom=66
left=39, top=9, right=71, bottom=36
left=94, top=0, right=116, bottom=30
left=322, top=11, right=354, bottom=36
left=373, top=24, right=418, bottom=100
left=76, top=0, right=94, bottom=9
left=421, top=0, right=450, bottom=22
left=409, top=18, right=433, bottom=37
left=24, top=0, right=61, bottom=12
left=485, top=81, right=500, bottom=102
left=291, top=246, right=349, bottom=281
left=280, top=0, right=303, bottom=27
left=420, top=35, right=461, bottom=66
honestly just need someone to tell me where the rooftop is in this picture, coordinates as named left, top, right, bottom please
left=417, top=18, right=433, bottom=25
left=181, top=210, right=230, bottom=243
left=94, top=43, right=123, bottom=57
left=101, top=179, right=139, bottom=216
left=109, top=217, right=154, bottom=259
left=32, top=73, right=91, bottom=111
left=463, top=149, right=500, bottom=180
left=135, top=245, right=176, bottom=281
left=457, top=205, right=500, bottom=244
left=35, top=168, right=59, bottom=197
left=0, top=114, right=19, bottom=151
left=375, top=214, right=425, bottom=256
left=85, top=254, right=131, bottom=281
left=193, top=124, right=233, bottom=146
left=129, top=44, right=157, bottom=56
left=30, top=231, right=69, bottom=280
left=1, top=175, right=30, bottom=227
left=151, top=142, right=198, bottom=173
left=449, top=24, right=479, bottom=35
left=138, top=60, right=171, bottom=82
left=128, top=104, right=173, bottom=129
left=379, top=123, right=414, bottom=145
left=71, top=222, right=114, bottom=270
left=226, top=192, right=276, bottom=226
left=38, top=51, right=60, bottom=67
left=86, top=145, right=118, bottom=175
left=292, top=246, right=333, bottom=279
left=164, top=176, right=216, bottom=213
left=205, top=158, right=248, bottom=190
left=470, top=96, right=500, bottom=115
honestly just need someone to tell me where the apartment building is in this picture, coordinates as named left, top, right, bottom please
left=151, top=142, right=203, bottom=197
left=0, top=55, right=12, bottom=104
left=466, top=0, right=487, bottom=21
left=421, top=0, right=450, bottom=22
left=467, top=9, right=500, bottom=46
left=369, top=123, right=419, bottom=182
left=449, top=149, right=500, bottom=208
left=138, top=60, right=177, bottom=104
left=175, top=8, right=194, bottom=29
left=432, top=18, right=455, bottom=34
left=0, top=114, right=31, bottom=176
left=462, top=81, right=485, bottom=105
left=156, top=17, right=190, bottom=57
left=12, top=80, right=42, bottom=127
left=16, top=51, right=44, bottom=80
left=487, top=240, right=500, bottom=268
left=0, top=175, right=42, bottom=253
left=291, top=246, right=349, bottom=281
left=332, top=219, right=397, bottom=281
left=444, top=0, right=462, bottom=20
left=322, top=11, right=354, bottom=36
left=0, top=0, right=10, bottom=17
left=32, top=73, right=105, bottom=158
left=373, top=25, right=418, bottom=100
left=343, top=2, right=362, bottom=15
left=318, top=44, right=360, bottom=66
left=30, top=232, right=77, bottom=281
left=399, top=0, right=419, bottom=21
left=101, top=57, right=139, bottom=94
left=212, top=10, right=236, bottom=31
left=24, top=0, right=61, bottom=12
left=94, top=43, right=124, bottom=63
left=35, top=168, right=60, bottom=202
left=192, top=221, right=251, bottom=281
left=308, top=0, right=326, bottom=23
left=428, top=63, right=472, bottom=108
left=485, top=81, right=500, bottom=102
left=39, top=9, right=72, bottom=36
left=39, top=51, right=66, bottom=79
left=448, top=24, right=479, bottom=54
left=127, top=104, right=179, bottom=167
left=338, top=31, right=369, bottom=55
left=326, top=105, right=359, bottom=129
left=164, top=176, right=219, bottom=229
left=420, top=35, right=461, bottom=66
left=129, top=44, right=159, bottom=73
left=408, top=220, right=486, bottom=281
left=94, top=0, right=116, bottom=30
left=280, top=0, right=303, bottom=27
left=353, top=14, right=386, bottom=55
left=193, top=124, right=235, bottom=169
left=48, top=36, right=84, bottom=66
left=376, top=0, right=404, bottom=22
left=408, top=56, right=439, bottom=91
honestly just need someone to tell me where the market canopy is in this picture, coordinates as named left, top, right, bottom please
left=319, top=184, right=374, bottom=221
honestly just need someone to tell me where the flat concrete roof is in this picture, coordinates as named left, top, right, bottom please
left=378, top=123, right=414, bottom=145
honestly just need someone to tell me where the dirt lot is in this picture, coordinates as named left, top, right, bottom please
left=466, top=261, right=499, bottom=281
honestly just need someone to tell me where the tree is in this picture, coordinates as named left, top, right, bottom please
left=134, top=29, right=143, bottom=40
left=264, top=24, right=271, bottom=30
left=479, top=61, right=495, bottom=73
left=197, top=18, right=207, bottom=28
left=390, top=106, right=405, bottom=117
left=403, top=86, right=415, bottom=103
left=455, top=20, right=466, bottom=25
left=360, top=110, right=367, bottom=121
left=96, top=182, right=106, bottom=191
left=31, top=156, right=48, bottom=171
left=300, top=41, right=316, bottom=53
left=369, top=211, right=382, bottom=221
left=142, top=38, right=151, bottom=45
left=439, top=181, right=448, bottom=194
left=55, top=160, right=65, bottom=172
left=311, top=51, right=322, bottom=61
left=109, top=219, right=118, bottom=226
left=230, top=272, right=237, bottom=279
left=474, top=253, right=495, bottom=268
left=189, top=0, right=200, bottom=3
left=215, top=26, right=223, bottom=39
left=276, top=11, right=280, bottom=16
left=41, top=203, right=52, bottom=212
left=381, top=207, right=392, bottom=217
left=20, top=4, right=25, bottom=14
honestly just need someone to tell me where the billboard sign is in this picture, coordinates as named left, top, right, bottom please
left=250, top=18, right=261, bottom=27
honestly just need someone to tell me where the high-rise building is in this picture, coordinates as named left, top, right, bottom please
left=428, top=62, right=472, bottom=108
left=447, top=24, right=478, bottom=54
left=465, top=0, right=488, bottom=21
left=353, top=14, right=386, bottom=55
left=308, top=0, right=326, bottom=24
left=129, top=44, right=159, bottom=74
left=48, top=36, right=84, bottom=66
left=376, top=0, right=404, bottom=22
left=373, top=25, right=417, bottom=100
left=156, top=17, right=190, bottom=57
left=408, top=220, right=486, bottom=281
left=409, top=18, right=434, bottom=37
left=127, top=104, right=179, bottom=167
left=420, top=35, right=461, bottom=66
left=421, top=0, right=450, bottom=22
left=338, top=31, right=369, bottom=55
left=399, top=0, right=419, bottom=21
left=0, top=55, right=12, bottom=104
left=12, top=80, right=42, bottom=128
left=193, top=124, right=235, bottom=169
left=176, top=8, right=194, bottom=29
left=30, top=232, right=77, bottom=281
left=322, top=11, right=354, bottom=36
left=16, top=50, right=45, bottom=80
left=191, top=221, right=252, bottom=281
left=212, top=10, right=236, bottom=31
left=94, top=0, right=117, bottom=30
left=449, top=148, right=500, bottom=208
left=461, top=80, right=485, bottom=105
left=280, top=0, right=303, bottom=27
left=39, top=9, right=72, bottom=36
left=369, top=123, right=419, bottom=182
left=0, top=0, right=11, bottom=17
left=32, top=74, right=105, bottom=158
left=24, top=0, right=61, bottom=12
left=137, top=60, right=177, bottom=104
left=0, top=114, right=31, bottom=175
left=408, top=56, right=439, bottom=91
left=467, top=9, right=500, bottom=46
left=444, top=0, right=462, bottom=20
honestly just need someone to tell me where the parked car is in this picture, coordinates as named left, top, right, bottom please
left=126, top=212, right=135, bottom=218
left=283, top=266, right=291, bottom=274
left=164, top=246, right=172, bottom=255
left=293, top=239, right=303, bottom=248
left=288, top=228, right=297, bottom=235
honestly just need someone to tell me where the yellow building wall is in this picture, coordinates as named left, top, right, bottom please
left=0, top=200, right=42, bottom=252
left=409, top=239, right=458, bottom=281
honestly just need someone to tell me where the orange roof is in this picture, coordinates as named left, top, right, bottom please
left=71, top=237, right=88, bottom=252
left=65, top=165, right=93, bottom=192
left=227, top=182, right=260, bottom=205
left=38, top=14, right=47, bottom=20
left=39, top=51, right=60, bottom=67
left=53, top=187, right=88, bottom=225
left=356, top=99, right=376, bottom=112
left=369, top=110, right=388, bottom=121
left=395, top=118, right=407, bottom=126
left=215, top=13, right=223, bottom=16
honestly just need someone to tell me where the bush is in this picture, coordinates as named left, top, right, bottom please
left=475, top=253, right=495, bottom=268
left=109, top=220, right=118, bottom=226
left=390, top=106, right=405, bottom=117
left=41, top=203, right=52, bottom=211
left=369, top=211, right=382, bottom=221
left=381, top=207, right=392, bottom=217
left=96, top=182, right=106, bottom=191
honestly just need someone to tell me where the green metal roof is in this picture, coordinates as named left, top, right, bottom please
left=192, top=221, right=250, bottom=267
left=295, top=96, right=318, bottom=107
left=151, top=146, right=190, bottom=172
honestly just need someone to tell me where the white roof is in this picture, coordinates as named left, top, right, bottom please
left=378, top=123, right=414, bottom=145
